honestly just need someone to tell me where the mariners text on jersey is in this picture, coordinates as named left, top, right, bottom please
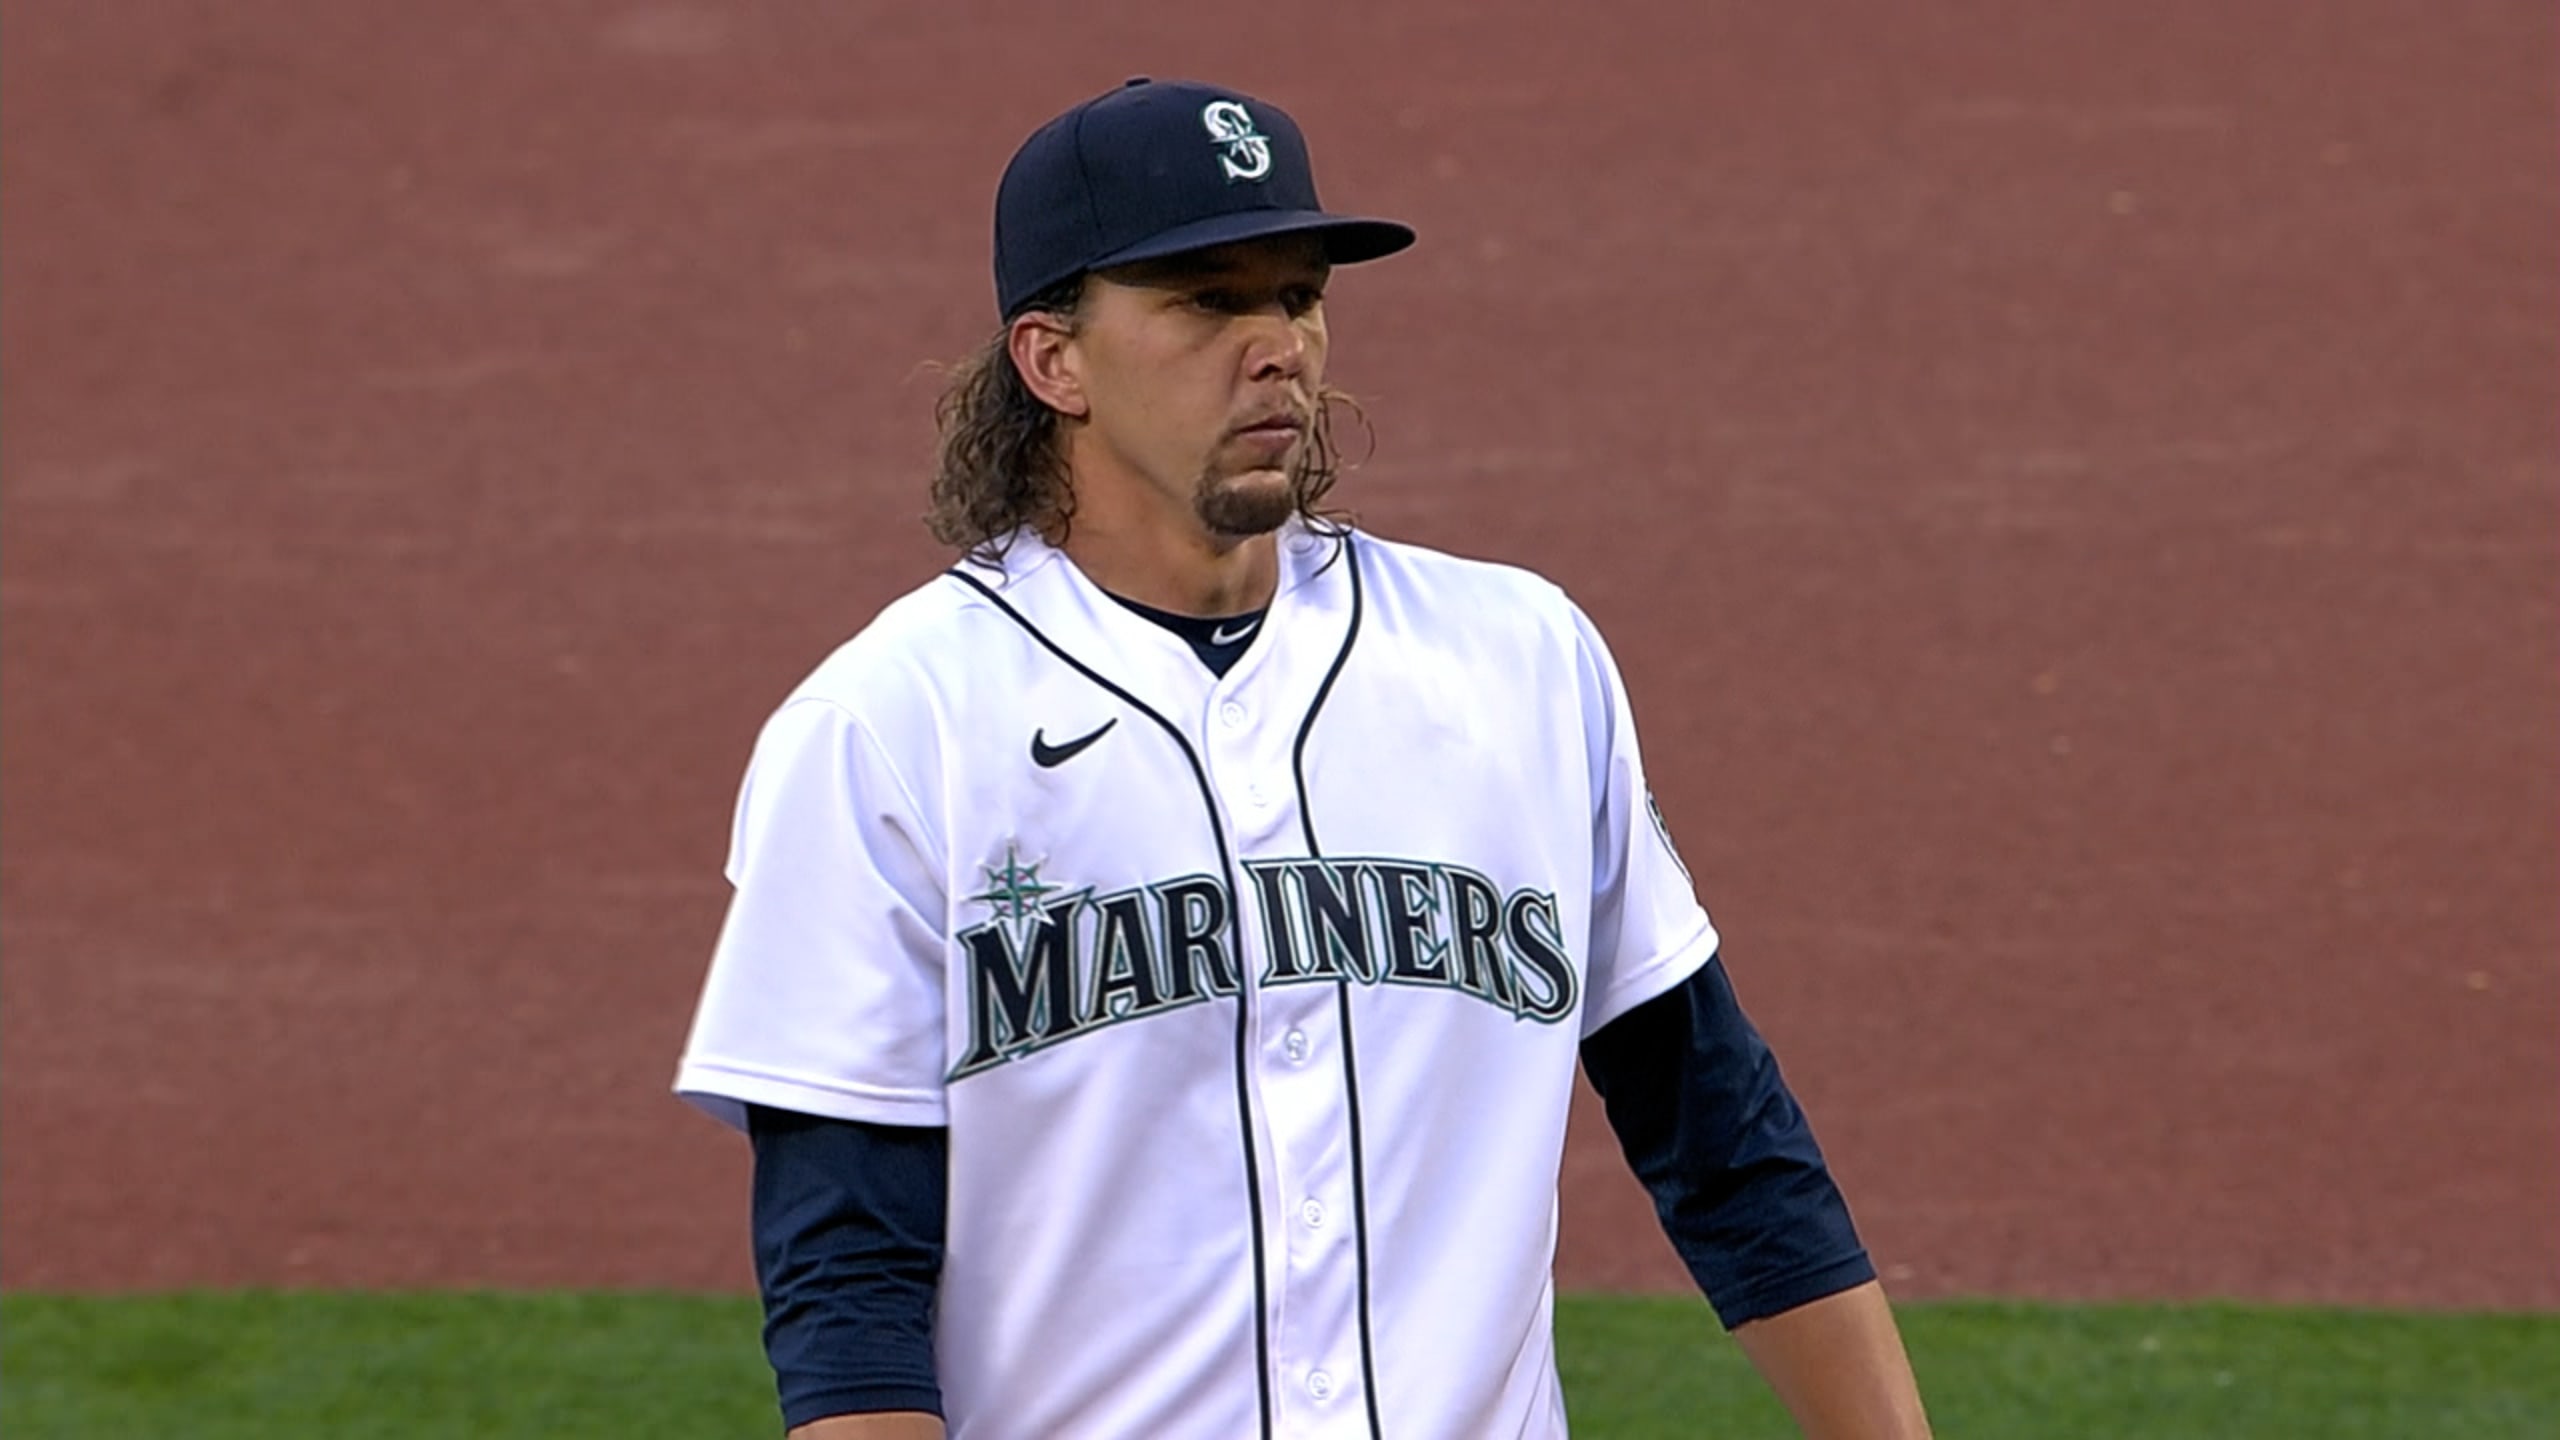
left=954, top=853, right=1578, bottom=1079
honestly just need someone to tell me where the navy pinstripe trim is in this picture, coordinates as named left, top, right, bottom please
left=1284, top=533, right=1384, bottom=1440
left=946, top=568, right=1275, bottom=1440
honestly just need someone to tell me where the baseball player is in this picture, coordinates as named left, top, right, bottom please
left=677, top=78, right=1931, bottom=1439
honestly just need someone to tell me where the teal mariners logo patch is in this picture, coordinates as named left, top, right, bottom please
left=950, top=848, right=1578, bottom=1080
left=970, top=843, right=1066, bottom=921
left=1646, top=789, right=1694, bottom=885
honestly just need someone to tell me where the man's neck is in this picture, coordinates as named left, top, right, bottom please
left=1052, top=453, right=1283, bottom=616
left=1061, top=517, right=1280, bottom=618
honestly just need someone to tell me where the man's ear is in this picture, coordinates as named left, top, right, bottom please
left=1008, top=311, right=1089, bottom=419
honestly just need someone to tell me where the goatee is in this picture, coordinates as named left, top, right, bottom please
left=1195, top=470, right=1298, bottom=538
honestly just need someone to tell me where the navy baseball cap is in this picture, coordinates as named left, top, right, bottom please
left=993, top=77, right=1416, bottom=317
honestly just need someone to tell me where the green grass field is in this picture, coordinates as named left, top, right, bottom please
left=3, top=1291, right=2553, bottom=1437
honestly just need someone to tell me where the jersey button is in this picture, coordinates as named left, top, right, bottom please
left=1301, top=1199, right=1325, bottom=1228
left=1219, top=701, right=1247, bottom=728
left=1306, top=1370, right=1334, bottom=1400
left=1283, top=1028, right=1309, bottom=1062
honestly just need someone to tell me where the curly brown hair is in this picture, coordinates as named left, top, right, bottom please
left=925, top=277, right=1363, bottom=563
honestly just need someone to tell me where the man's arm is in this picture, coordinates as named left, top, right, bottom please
left=749, top=1106, right=949, bottom=1433
left=1732, top=1281, right=1930, bottom=1439
left=1581, top=954, right=1929, bottom=1436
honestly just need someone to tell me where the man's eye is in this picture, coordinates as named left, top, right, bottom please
left=1191, top=290, right=1241, bottom=313
left=1284, top=286, right=1326, bottom=316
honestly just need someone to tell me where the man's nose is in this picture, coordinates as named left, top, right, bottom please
left=1246, top=314, right=1310, bottom=381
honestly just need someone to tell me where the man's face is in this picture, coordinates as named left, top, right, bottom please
left=1064, top=235, right=1332, bottom=539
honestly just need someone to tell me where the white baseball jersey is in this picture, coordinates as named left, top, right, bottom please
left=677, top=519, right=1718, bottom=1439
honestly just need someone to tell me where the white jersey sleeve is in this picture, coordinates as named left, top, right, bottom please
left=1571, top=600, right=1720, bottom=1035
left=676, top=695, right=950, bottom=1132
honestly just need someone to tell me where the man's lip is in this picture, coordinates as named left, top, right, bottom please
left=1237, top=416, right=1306, bottom=435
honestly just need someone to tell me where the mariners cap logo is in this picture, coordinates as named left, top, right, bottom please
left=1201, top=99, right=1272, bottom=182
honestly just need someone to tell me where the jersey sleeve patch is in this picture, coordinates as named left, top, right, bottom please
left=1567, top=598, right=1723, bottom=1037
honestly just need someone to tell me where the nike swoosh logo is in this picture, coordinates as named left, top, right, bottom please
left=1210, top=618, right=1260, bottom=645
left=1030, top=719, right=1117, bottom=768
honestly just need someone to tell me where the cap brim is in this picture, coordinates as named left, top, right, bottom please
left=1089, top=209, right=1416, bottom=275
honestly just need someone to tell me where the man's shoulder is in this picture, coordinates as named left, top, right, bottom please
left=1346, top=527, right=1581, bottom=629
left=782, top=562, right=1021, bottom=711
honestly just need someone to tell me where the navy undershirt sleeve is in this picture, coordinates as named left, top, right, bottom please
left=1579, top=952, right=1878, bottom=1329
left=745, top=1104, right=948, bottom=1428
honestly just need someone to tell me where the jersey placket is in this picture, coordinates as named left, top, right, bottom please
left=1205, top=629, right=1374, bottom=1437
